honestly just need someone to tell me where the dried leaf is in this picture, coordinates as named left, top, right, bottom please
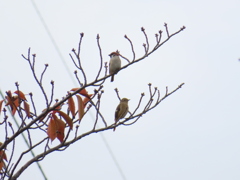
left=40, top=108, right=48, bottom=121
left=14, top=90, right=27, bottom=101
left=71, top=88, right=90, bottom=97
left=70, top=88, right=79, bottom=92
left=83, top=94, right=93, bottom=108
left=47, top=118, right=57, bottom=141
left=0, top=151, right=7, bottom=161
left=52, top=114, right=65, bottom=143
left=56, top=120, right=65, bottom=143
left=5, top=92, right=20, bottom=115
left=76, top=95, right=84, bottom=121
left=57, top=111, right=73, bottom=129
left=0, top=100, right=4, bottom=115
left=11, top=97, right=20, bottom=115
left=68, top=96, right=75, bottom=118
left=53, top=102, right=62, bottom=111
left=23, top=101, right=31, bottom=118
left=5, top=91, right=13, bottom=107
left=78, top=89, right=89, bottom=97
left=0, top=161, right=4, bottom=171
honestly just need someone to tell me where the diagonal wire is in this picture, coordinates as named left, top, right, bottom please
left=30, top=0, right=76, bottom=84
left=0, top=90, right=48, bottom=180
left=29, top=1, right=127, bottom=180
left=89, top=113, right=127, bottom=180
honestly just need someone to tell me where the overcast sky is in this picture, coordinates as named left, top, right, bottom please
left=0, top=0, right=240, bottom=180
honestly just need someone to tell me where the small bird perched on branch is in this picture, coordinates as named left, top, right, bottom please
left=114, top=98, right=129, bottom=131
left=109, top=51, right=121, bottom=82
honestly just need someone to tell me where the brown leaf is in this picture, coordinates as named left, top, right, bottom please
left=57, top=111, right=73, bottom=129
left=53, top=102, right=62, bottom=111
left=0, top=150, right=7, bottom=161
left=68, top=96, right=75, bottom=118
left=5, top=91, right=20, bottom=115
left=83, top=94, right=93, bottom=108
left=5, top=91, right=13, bottom=107
left=52, top=114, right=65, bottom=143
left=76, top=95, right=84, bottom=121
left=40, top=108, right=48, bottom=121
left=71, top=88, right=90, bottom=97
left=23, top=101, right=31, bottom=118
left=11, top=97, right=20, bottom=115
left=0, top=100, right=4, bottom=115
left=78, top=89, right=89, bottom=97
left=0, top=161, right=4, bottom=171
left=14, top=90, right=27, bottom=101
left=47, top=118, right=57, bottom=142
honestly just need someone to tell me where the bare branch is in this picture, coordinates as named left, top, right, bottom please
left=124, top=35, right=135, bottom=61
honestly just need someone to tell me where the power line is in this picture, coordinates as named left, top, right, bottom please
left=30, top=0, right=76, bottom=84
left=29, top=1, right=127, bottom=180
left=0, top=90, right=48, bottom=180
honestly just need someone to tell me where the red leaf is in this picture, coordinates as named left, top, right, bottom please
left=14, top=90, right=27, bottom=101
left=68, top=96, right=75, bottom=118
left=76, top=95, right=84, bottom=121
left=57, top=111, right=73, bottom=129
left=23, top=101, right=31, bottom=118
left=47, top=118, right=57, bottom=141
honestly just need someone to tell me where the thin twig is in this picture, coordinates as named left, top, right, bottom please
left=124, top=35, right=135, bottom=61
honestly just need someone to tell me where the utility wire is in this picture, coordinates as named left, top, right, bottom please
left=0, top=90, right=48, bottom=180
left=30, top=0, right=76, bottom=84
left=30, top=1, right=127, bottom=180
left=90, top=113, right=127, bottom=180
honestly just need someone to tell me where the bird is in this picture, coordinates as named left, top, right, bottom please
left=109, top=52, right=121, bottom=82
left=113, top=98, right=129, bottom=131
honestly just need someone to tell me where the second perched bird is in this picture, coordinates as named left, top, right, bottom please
left=109, top=52, right=121, bottom=82
left=114, top=98, right=129, bottom=131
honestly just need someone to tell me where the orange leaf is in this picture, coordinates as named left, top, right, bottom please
left=5, top=92, right=20, bottom=115
left=57, top=111, right=73, bottom=129
left=76, top=95, right=84, bottom=121
left=70, top=88, right=79, bottom=91
left=68, top=96, right=75, bottom=118
left=53, top=102, right=62, bottom=111
left=0, top=161, right=4, bottom=171
left=71, top=88, right=90, bottom=97
left=14, top=90, right=27, bottom=101
left=0, top=100, right=4, bottom=115
left=40, top=108, right=48, bottom=121
left=52, top=114, right=65, bottom=143
left=23, top=101, right=31, bottom=118
left=0, top=151, right=7, bottom=161
left=83, top=94, right=93, bottom=108
left=5, top=91, right=13, bottom=107
left=47, top=118, right=57, bottom=141
left=78, top=89, right=89, bottom=97
left=11, top=97, right=20, bottom=115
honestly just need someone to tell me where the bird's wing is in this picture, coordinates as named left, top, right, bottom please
left=115, top=104, right=121, bottom=122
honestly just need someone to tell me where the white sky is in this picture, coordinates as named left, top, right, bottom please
left=0, top=0, right=240, bottom=180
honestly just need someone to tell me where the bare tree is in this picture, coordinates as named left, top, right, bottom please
left=0, top=24, right=185, bottom=180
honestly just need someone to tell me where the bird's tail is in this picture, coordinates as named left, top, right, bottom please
left=111, top=75, right=114, bottom=82
left=113, top=122, right=117, bottom=131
